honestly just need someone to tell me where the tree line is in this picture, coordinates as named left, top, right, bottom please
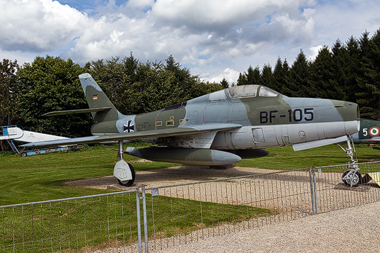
left=0, top=54, right=226, bottom=150
left=237, top=29, right=380, bottom=120
left=1, top=29, right=379, bottom=151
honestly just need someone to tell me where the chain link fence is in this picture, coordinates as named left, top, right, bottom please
left=1, top=161, right=380, bottom=252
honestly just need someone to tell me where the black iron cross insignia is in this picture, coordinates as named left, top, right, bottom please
left=123, top=120, right=135, bottom=133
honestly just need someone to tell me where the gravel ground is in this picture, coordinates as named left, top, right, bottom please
left=68, top=166, right=380, bottom=252
left=65, top=165, right=273, bottom=190
left=152, top=201, right=380, bottom=253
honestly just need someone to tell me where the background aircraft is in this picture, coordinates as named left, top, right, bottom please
left=352, top=118, right=380, bottom=143
left=22, top=73, right=360, bottom=186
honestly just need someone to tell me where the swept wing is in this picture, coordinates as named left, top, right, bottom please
left=20, top=123, right=242, bottom=148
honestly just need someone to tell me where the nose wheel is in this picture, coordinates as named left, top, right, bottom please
left=342, top=169, right=362, bottom=187
left=338, top=136, right=361, bottom=187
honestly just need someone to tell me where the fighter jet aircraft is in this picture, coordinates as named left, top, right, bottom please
left=22, top=73, right=360, bottom=186
left=352, top=118, right=380, bottom=143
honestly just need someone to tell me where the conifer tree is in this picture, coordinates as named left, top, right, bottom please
left=261, top=64, right=274, bottom=89
left=272, top=57, right=289, bottom=93
left=308, top=46, right=340, bottom=99
left=220, top=78, right=229, bottom=88
left=236, top=73, right=247, bottom=86
left=282, top=50, right=309, bottom=97
left=356, top=30, right=380, bottom=119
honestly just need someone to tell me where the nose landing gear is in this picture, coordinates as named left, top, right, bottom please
left=338, top=136, right=361, bottom=187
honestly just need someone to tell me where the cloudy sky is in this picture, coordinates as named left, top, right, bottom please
left=1, top=0, right=379, bottom=84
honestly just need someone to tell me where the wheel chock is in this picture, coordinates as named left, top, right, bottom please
left=362, top=172, right=380, bottom=185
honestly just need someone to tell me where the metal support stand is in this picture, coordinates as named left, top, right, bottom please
left=6, top=139, right=19, bottom=153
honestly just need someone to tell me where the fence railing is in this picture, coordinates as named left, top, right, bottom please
left=310, top=161, right=380, bottom=214
left=2, top=161, right=380, bottom=252
left=1, top=190, right=142, bottom=253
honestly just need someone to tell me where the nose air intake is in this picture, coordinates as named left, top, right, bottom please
left=333, top=100, right=360, bottom=135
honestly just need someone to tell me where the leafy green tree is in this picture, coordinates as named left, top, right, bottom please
left=123, top=52, right=139, bottom=81
left=164, top=55, right=196, bottom=100
left=0, top=59, right=19, bottom=151
left=0, top=59, right=19, bottom=126
left=16, top=56, right=92, bottom=136
left=117, top=57, right=207, bottom=114
left=137, top=62, right=181, bottom=112
left=189, top=81, right=224, bottom=98
left=89, top=56, right=132, bottom=114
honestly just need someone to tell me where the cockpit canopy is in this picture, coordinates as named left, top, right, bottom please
left=228, top=85, right=279, bottom=99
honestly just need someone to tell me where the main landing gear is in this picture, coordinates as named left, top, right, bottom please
left=113, top=140, right=136, bottom=186
left=337, top=135, right=361, bottom=187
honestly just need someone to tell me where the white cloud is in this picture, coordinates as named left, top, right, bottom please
left=0, top=0, right=88, bottom=52
left=1, top=0, right=318, bottom=69
left=312, top=0, right=380, bottom=45
left=308, top=45, right=323, bottom=62
left=152, top=0, right=308, bottom=30
left=67, top=0, right=318, bottom=65
left=1, top=0, right=379, bottom=85
left=203, top=68, right=240, bottom=85
left=126, top=0, right=154, bottom=10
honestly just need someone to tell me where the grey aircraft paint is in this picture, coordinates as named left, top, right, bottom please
left=22, top=73, right=360, bottom=186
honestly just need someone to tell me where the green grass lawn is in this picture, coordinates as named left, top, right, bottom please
left=0, top=143, right=379, bottom=205
left=1, top=143, right=379, bottom=251
left=237, top=144, right=380, bottom=169
left=1, top=144, right=276, bottom=252
left=0, top=144, right=178, bottom=205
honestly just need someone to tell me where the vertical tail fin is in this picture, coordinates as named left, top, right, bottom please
left=79, top=73, right=120, bottom=122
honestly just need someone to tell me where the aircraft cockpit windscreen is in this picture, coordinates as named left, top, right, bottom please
left=228, top=85, right=259, bottom=99
left=259, top=86, right=279, bottom=97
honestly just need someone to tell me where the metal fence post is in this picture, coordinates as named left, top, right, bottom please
left=136, top=187, right=142, bottom=253
left=142, top=186, right=149, bottom=253
left=309, top=167, right=316, bottom=215
left=313, top=167, right=319, bottom=214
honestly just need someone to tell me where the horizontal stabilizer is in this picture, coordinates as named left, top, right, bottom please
left=293, top=136, right=348, bottom=151
left=42, top=107, right=111, bottom=116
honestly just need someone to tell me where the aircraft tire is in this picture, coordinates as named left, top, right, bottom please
left=342, top=170, right=362, bottom=187
left=117, top=163, right=135, bottom=187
